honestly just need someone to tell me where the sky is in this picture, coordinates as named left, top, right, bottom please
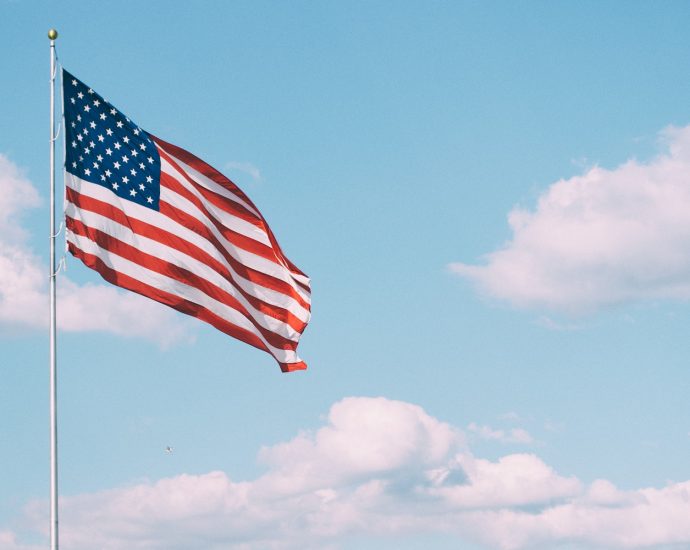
left=2, top=1, right=690, bottom=549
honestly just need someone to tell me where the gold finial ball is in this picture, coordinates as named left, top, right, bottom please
left=47, top=29, right=58, bottom=40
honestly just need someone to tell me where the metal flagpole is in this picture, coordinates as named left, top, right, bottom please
left=48, top=27, right=59, bottom=550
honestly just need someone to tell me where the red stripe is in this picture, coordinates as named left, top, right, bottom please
left=281, top=361, right=307, bottom=373
left=67, top=242, right=274, bottom=357
left=158, top=146, right=264, bottom=227
left=67, top=189, right=309, bottom=332
left=158, top=171, right=282, bottom=265
left=66, top=187, right=311, bottom=312
left=67, top=216, right=300, bottom=351
left=151, top=134, right=310, bottom=281
left=152, top=135, right=261, bottom=214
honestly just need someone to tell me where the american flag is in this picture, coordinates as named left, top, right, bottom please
left=62, top=69, right=311, bottom=372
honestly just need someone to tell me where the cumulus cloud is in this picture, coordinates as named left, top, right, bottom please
left=6, top=396, right=690, bottom=550
left=451, top=125, right=690, bottom=314
left=0, top=153, right=193, bottom=346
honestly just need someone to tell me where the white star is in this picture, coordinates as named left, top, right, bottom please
left=131, top=149, right=138, bottom=157
left=147, top=196, right=153, bottom=204
left=139, top=143, right=146, bottom=151
left=116, top=121, right=124, bottom=128
left=129, top=189, right=137, bottom=197
left=89, top=141, right=95, bottom=148
left=113, top=161, right=121, bottom=169
left=82, top=128, right=89, bottom=135
left=77, top=91, right=84, bottom=99
left=71, top=141, right=77, bottom=148
left=89, top=121, right=96, bottom=129
left=77, top=114, right=82, bottom=122
left=84, top=104, right=90, bottom=112
left=101, top=175, right=106, bottom=182
left=114, top=142, right=121, bottom=150
left=139, top=163, right=145, bottom=169
left=71, top=79, right=77, bottom=86
left=88, top=88, right=94, bottom=94
left=122, top=155, right=129, bottom=163
left=71, top=122, right=76, bottom=128
left=122, top=176, right=129, bottom=184
left=133, top=128, right=140, bottom=135
left=93, top=99, right=100, bottom=107
left=130, top=168, right=137, bottom=176
left=71, top=161, right=77, bottom=169
left=84, top=168, right=91, bottom=176
left=84, top=147, right=90, bottom=154
left=97, top=154, right=104, bottom=162
left=105, top=169, right=112, bottom=177
left=112, top=182, right=119, bottom=190
left=77, top=134, right=83, bottom=142
left=105, top=148, right=113, bottom=156
left=70, top=97, right=76, bottom=104
left=79, top=155, right=84, bottom=162
left=147, top=156, right=154, bottom=164
left=106, top=128, right=113, bottom=136
left=110, top=108, right=117, bottom=115
left=98, top=135, right=105, bottom=142
left=123, top=136, right=130, bottom=144
left=146, top=175, right=153, bottom=183
left=139, top=183, right=145, bottom=191
left=100, top=113, right=107, bottom=120
left=93, top=162, right=99, bottom=169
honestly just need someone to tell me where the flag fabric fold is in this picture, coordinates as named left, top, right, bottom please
left=62, top=69, right=311, bottom=372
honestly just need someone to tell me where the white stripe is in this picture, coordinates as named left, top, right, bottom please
left=159, top=150, right=311, bottom=291
left=157, top=143, right=261, bottom=217
left=67, top=229, right=301, bottom=364
left=160, top=157, right=273, bottom=248
left=289, top=271, right=311, bottom=287
left=160, top=181, right=312, bottom=303
left=66, top=203, right=309, bottom=337
left=66, top=173, right=311, bottom=304
left=65, top=199, right=310, bottom=323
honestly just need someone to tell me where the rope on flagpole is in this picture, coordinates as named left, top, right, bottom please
left=48, top=27, right=60, bottom=550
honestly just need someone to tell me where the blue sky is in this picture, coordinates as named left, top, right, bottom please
left=3, top=2, right=690, bottom=549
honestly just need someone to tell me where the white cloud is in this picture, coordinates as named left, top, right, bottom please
left=427, top=453, right=581, bottom=509
left=460, top=480, right=690, bottom=550
left=467, top=422, right=534, bottom=444
left=0, top=153, right=194, bottom=346
left=6, top=396, right=690, bottom=550
left=257, top=396, right=462, bottom=493
left=225, top=161, right=261, bottom=182
left=498, top=411, right=523, bottom=422
left=0, top=530, right=42, bottom=550
left=451, top=125, right=690, bottom=314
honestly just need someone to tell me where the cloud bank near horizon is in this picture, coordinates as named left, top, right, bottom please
left=0, top=153, right=194, bottom=347
left=451, top=125, right=690, bottom=315
left=6, top=396, right=690, bottom=550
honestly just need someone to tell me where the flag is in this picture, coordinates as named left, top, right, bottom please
left=62, top=69, right=311, bottom=372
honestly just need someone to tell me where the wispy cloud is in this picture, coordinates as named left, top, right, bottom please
left=0, top=530, right=42, bottom=550
left=6, top=396, right=690, bottom=549
left=467, top=422, right=534, bottom=444
left=451, top=125, right=690, bottom=314
left=498, top=411, right=523, bottom=423
left=225, top=161, right=261, bottom=183
left=0, top=153, right=194, bottom=347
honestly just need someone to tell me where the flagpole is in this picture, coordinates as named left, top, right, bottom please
left=48, top=27, right=59, bottom=550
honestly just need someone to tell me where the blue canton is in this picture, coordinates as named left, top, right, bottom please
left=63, top=69, right=161, bottom=210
